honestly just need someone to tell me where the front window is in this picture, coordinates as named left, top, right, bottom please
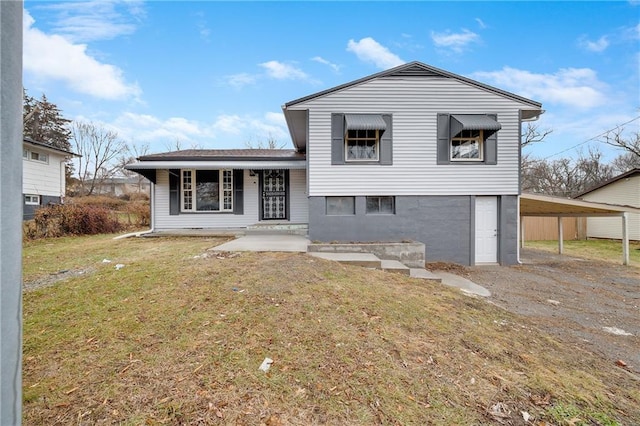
left=366, top=196, right=395, bottom=214
left=451, top=129, right=483, bottom=161
left=181, top=169, right=233, bottom=212
left=345, top=129, right=379, bottom=161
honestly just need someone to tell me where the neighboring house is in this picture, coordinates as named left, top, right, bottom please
left=127, top=61, right=543, bottom=265
left=90, top=176, right=151, bottom=197
left=22, top=137, right=78, bottom=220
left=576, top=168, right=640, bottom=241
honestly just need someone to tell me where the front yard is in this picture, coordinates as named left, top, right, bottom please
left=22, top=235, right=639, bottom=425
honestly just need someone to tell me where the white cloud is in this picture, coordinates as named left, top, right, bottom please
left=475, top=18, right=487, bottom=29
left=37, top=0, right=144, bottom=43
left=260, top=61, right=309, bottom=80
left=23, top=10, right=141, bottom=100
left=226, top=73, right=258, bottom=88
left=311, top=56, right=341, bottom=72
left=213, top=114, right=245, bottom=134
left=472, top=67, right=608, bottom=109
left=431, top=29, right=480, bottom=53
left=112, top=112, right=209, bottom=144
left=579, top=35, right=609, bottom=52
left=346, top=37, right=405, bottom=70
left=213, top=112, right=288, bottom=141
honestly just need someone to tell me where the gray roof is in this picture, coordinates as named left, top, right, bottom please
left=138, top=149, right=305, bottom=162
left=23, top=137, right=79, bottom=157
left=283, top=61, right=542, bottom=109
left=575, top=168, right=640, bottom=198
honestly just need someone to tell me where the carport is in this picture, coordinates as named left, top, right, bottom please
left=519, top=193, right=640, bottom=265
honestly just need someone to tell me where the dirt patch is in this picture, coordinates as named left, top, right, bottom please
left=23, top=267, right=96, bottom=292
left=462, top=248, right=640, bottom=374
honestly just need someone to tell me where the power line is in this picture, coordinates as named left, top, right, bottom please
left=541, top=115, right=640, bottom=160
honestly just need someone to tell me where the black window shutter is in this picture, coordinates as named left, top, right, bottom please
left=380, top=114, right=393, bottom=165
left=169, top=169, right=179, bottom=215
left=484, top=114, right=498, bottom=165
left=233, top=169, right=244, bottom=215
left=331, top=113, right=345, bottom=165
left=436, top=113, right=451, bottom=165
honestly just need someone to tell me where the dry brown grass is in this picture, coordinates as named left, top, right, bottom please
left=22, top=236, right=639, bottom=425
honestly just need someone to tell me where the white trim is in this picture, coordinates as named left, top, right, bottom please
left=127, top=160, right=306, bottom=170
left=24, top=194, right=40, bottom=205
left=180, top=169, right=233, bottom=213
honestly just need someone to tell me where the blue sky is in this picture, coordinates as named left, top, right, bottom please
left=23, top=1, right=640, bottom=161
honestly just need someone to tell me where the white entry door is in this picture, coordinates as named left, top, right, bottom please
left=475, top=196, right=498, bottom=264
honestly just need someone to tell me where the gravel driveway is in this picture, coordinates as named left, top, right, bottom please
left=461, top=248, right=640, bottom=374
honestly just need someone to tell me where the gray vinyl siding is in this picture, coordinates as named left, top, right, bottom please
left=153, top=169, right=308, bottom=230
left=291, top=77, right=527, bottom=196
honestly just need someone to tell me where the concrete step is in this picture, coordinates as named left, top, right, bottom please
left=308, top=252, right=381, bottom=268
left=409, top=268, right=443, bottom=282
left=380, top=259, right=411, bottom=276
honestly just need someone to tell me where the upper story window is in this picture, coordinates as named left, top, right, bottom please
left=346, top=129, right=380, bottom=161
left=344, top=114, right=387, bottom=162
left=437, top=113, right=501, bottom=165
left=181, top=169, right=233, bottom=212
left=451, top=129, right=484, bottom=161
left=23, top=149, right=49, bottom=163
left=332, top=113, right=393, bottom=165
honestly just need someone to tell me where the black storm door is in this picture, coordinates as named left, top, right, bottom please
left=260, top=169, right=288, bottom=220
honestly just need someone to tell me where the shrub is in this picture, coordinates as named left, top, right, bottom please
left=123, top=201, right=151, bottom=227
left=127, top=192, right=150, bottom=202
left=68, top=195, right=126, bottom=210
left=31, top=204, right=122, bottom=239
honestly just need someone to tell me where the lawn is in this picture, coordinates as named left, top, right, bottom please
left=524, top=239, right=640, bottom=267
left=22, top=235, right=640, bottom=425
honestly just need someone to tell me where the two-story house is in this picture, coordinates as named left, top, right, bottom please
left=22, top=137, right=77, bottom=220
left=126, top=62, right=543, bottom=265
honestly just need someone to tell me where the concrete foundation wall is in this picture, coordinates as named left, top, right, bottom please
left=309, top=195, right=518, bottom=266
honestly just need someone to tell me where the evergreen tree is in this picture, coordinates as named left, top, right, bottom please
left=23, top=89, right=72, bottom=151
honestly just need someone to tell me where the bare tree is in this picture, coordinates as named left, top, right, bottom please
left=600, top=127, right=640, bottom=160
left=611, top=151, right=640, bottom=174
left=71, top=121, right=126, bottom=196
left=522, top=148, right=614, bottom=197
left=163, top=138, right=183, bottom=152
left=244, top=133, right=285, bottom=149
left=521, top=123, right=553, bottom=148
left=117, top=142, right=151, bottom=193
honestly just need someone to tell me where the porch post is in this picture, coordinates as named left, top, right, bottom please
left=558, top=216, right=564, bottom=254
left=622, top=213, right=629, bottom=266
left=520, top=216, right=525, bottom=248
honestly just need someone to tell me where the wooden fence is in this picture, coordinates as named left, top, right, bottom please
left=522, top=217, right=587, bottom=241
